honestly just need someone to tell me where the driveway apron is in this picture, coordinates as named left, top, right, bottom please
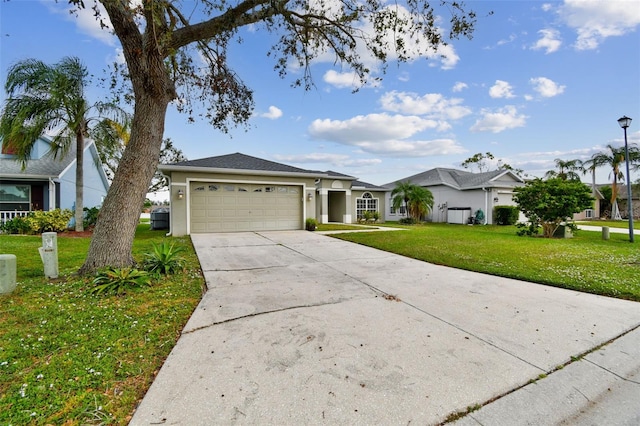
left=130, top=231, right=640, bottom=425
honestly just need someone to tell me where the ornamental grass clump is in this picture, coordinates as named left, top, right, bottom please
left=143, top=241, right=186, bottom=275
left=91, top=267, right=151, bottom=296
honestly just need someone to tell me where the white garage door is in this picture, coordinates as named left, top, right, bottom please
left=190, top=182, right=303, bottom=233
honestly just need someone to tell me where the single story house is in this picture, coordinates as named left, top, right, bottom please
left=158, top=153, right=387, bottom=236
left=573, top=185, right=603, bottom=220
left=384, top=168, right=526, bottom=224
left=0, top=135, right=109, bottom=224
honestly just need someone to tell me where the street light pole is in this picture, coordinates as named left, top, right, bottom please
left=617, top=115, right=634, bottom=243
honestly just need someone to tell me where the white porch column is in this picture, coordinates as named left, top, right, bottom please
left=344, top=189, right=352, bottom=223
left=48, top=178, right=56, bottom=210
left=319, top=188, right=329, bottom=224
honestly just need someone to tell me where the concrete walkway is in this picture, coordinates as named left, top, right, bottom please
left=130, top=231, right=640, bottom=425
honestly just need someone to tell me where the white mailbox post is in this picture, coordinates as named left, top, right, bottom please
left=39, top=232, right=59, bottom=279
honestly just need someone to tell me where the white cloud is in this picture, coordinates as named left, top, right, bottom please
left=530, top=77, right=566, bottom=97
left=273, top=153, right=382, bottom=167
left=260, top=106, right=283, bottom=120
left=353, top=138, right=466, bottom=157
left=323, top=70, right=381, bottom=89
left=489, top=80, right=516, bottom=99
left=559, top=0, right=640, bottom=50
left=309, top=113, right=438, bottom=143
left=470, top=106, right=527, bottom=133
left=308, top=113, right=465, bottom=157
left=531, top=29, right=562, bottom=53
left=379, top=91, right=472, bottom=121
left=48, top=0, right=116, bottom=46
left=452, top=82, right=468, bottom=92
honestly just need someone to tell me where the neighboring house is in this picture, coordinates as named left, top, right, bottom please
left=0, top=135, right=110, bottom=224
left=384, top=168, right=525, bottom=225
left=573, top=185, right=603, bottom=221
left=616, top=184, right=640, bottom=220
left=158, top=153, right=387, bottom=236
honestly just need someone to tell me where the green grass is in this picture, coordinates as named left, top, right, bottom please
left=332, top=223, right=640, bottom=301
left=0, top=225, right=204, bottom=425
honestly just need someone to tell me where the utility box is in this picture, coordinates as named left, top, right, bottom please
left=150, top=208, right=170, bottom=230
left=39, top=232, right=59, bottom=279
left=0, top=254, right=17, bottom=294
left=447, top=207, right=472, bottom=225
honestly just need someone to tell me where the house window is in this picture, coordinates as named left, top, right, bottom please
left=356, top=192, right=378, bottom=220
left=390, top=205, right=406, bottom=215
left=0, top=184, right=30, bottom=211
left=208, top=184, right=219, bottom=191
left=585, top=209, right=594, bottom=219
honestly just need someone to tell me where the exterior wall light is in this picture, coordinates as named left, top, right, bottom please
left=617, top=115, right=634, bottom=243
left=177, top=189, right=184, bottom=200
left=307, top=192, right=313, bottom=201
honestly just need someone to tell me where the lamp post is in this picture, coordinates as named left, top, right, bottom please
left=617, top=115, right=634, bottom=243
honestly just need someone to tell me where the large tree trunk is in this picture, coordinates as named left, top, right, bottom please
left=75, top=131, right=84, bottom=232
left=78, top=93, right=169, bottom=274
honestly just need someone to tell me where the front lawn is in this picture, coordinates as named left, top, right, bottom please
left=332, top=223, right=640, bottom=301
left=0, top=225, right=204, bottom=425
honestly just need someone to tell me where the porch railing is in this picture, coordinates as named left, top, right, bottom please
left=0, top=210, right=30, bottom=225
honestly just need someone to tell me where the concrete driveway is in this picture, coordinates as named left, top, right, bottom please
left=131, top=231, right=640, bottom=425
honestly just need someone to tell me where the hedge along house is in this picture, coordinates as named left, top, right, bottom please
left=384, top=168, right=525, bottom=225
left=0, top=135, right=110, bottom=224
left=158, top=153, right=387, bottom=236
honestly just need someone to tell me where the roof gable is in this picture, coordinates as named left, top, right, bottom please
left=0, top=136, right=76, bottom=178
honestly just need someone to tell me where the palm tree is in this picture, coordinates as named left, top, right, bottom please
left=391, top=180, right=414, bottom=217
left=406, top=185, right=434, bottom=221
left=0, top=57, right=127, bottom=231
left=544, top=158, right=582, bottom=181
left=391, top=181, right=434, bottom=222
left=589, top=144, right=640, bottom=220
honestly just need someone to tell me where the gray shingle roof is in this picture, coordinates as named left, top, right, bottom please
left=385, top=167, right=523, bottom=190
left=0, top=143, right=76, bottom=178
left=169, top=152, right=322, bottom=175
left=352, top=179, right=387, bottom=191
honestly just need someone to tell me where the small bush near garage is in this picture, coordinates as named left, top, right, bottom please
left=494, top=205, right=519, bottom=225
left=305, top=218, right=318, bottom=231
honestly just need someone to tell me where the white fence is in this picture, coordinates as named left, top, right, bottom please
left=0, top=211, right=30, bottom=225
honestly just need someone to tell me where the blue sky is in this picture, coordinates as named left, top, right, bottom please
left=1, top=0, right=639, bottom=193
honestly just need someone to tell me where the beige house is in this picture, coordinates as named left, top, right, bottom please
left=158, top=153, right=387, bottom=236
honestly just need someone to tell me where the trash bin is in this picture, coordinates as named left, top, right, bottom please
left=150, top=208, right=169, bottom=230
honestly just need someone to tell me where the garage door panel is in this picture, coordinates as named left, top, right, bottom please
left=190, top=181, right=302, bottom=233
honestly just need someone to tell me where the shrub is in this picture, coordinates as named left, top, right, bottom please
left=143, top=240, right=186, bottom=275
left=494, top=205, right=519, bottom=225
left=399, top=217, right=417, bottom=225
left=305, top=218, right=318, bottom=231
left=516, top=221, right=540, bottom=237
left=0, top=209, right=72, bottom=234
left=0, top=215, right=32, bottom=234
left=91, top=267, right=152, bottom=296
left=83, top=206, right=100, bottom=228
